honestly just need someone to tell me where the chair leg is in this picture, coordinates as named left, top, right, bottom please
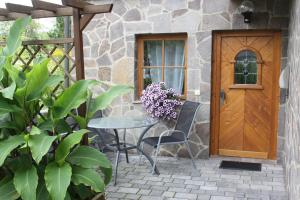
left=114, top=150, right=120, bottom=185
left=185, top=141, right=196, bottom=169
left=152, top=143, right=161, bottom=174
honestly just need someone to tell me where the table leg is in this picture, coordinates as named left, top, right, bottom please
left=114, top=150, right=120, bottom=185
left=113, top=129, right=121, bottom=185
left=123, top=129, right=129, bottom=163
left=136, top=146, right=160, bottom=175
left=136, top=124, right=160, bottom=175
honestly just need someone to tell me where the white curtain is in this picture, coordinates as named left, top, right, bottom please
left=164, top=40, right=185, bottom=94
left=149, top=41, right=162, bottom=83
left=144, top=40, right=185, bottom=94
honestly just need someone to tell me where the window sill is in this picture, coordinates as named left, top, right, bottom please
left=132, top=100, right=142, bottom=104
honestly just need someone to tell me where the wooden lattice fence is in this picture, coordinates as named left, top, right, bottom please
left=1, top=38, right=76, bottom=90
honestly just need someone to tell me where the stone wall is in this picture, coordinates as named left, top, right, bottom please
left=84, top=0, right=289, bottom=159
left=284, top=0, right=300, bottom=199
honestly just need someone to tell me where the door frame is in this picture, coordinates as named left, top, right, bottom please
left=209, top=30, right=281, bottom=160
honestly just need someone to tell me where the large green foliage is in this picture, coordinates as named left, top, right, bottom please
left=0, top=17, right=132, bottom=200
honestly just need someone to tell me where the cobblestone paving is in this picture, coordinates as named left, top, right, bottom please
left=105, top=154, right=287, bottom=200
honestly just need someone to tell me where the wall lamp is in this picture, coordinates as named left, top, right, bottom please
left=238, top=0, right=255, bottom=23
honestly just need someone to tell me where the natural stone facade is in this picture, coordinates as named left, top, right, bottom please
left=284, top=0, right=300, bottom=199
left=84, top=0, right=289, bottom=159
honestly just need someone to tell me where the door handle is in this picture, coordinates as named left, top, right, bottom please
left=220, top=89, right=226, bottom=106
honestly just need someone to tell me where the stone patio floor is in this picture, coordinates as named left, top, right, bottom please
left=105, top=154, right=287, bottom=200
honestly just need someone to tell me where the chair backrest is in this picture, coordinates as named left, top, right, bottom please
left=174, top=101, right=201, bottom=139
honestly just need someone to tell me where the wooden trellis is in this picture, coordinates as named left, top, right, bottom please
left=11, top=39, right=76, bottom=84
left=0, top=0, right=113, bottom=144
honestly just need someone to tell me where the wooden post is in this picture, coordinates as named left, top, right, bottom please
left=73, top=8, right=85, bottom=81
left=64, top=16, right=71, bottom=88
left=73, top=8, right=88, bottom=144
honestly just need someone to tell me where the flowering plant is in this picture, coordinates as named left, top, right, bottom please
left=141, top=82, right=182, bottom=120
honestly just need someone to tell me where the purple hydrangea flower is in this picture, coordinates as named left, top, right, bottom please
left=140, top=82, right=182, bottom=120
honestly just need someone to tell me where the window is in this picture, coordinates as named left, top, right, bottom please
left=137, top=34, right=187, bottom=97
left=234, top=50, right=258, bottom=84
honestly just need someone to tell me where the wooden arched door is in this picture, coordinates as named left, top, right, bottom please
left=210, top=30, right=281, bottom=159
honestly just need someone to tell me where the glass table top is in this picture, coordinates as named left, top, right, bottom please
left=87, top=115, right=158, bottom=129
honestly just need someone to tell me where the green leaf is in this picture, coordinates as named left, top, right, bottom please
left=16, top=59, right=55, bottom=102
left=71, top=166, right=105, bottom=193
left=3, top=17, right=32, bottom=56
left=38, top=119, right=53, bottom=131
left=70, top=114, right=87, bottom=129
left=0, top=97, right=22, bottom=115
left=67, top=146, right=111, bottom=169
left=37, top=180, right=50, bottom=200
left=13, top=165, right=38, bottom=200
left=6, top=155, right=31, bottom=172
left=88, top=85, right=132, bottom=119
left=72, top=184, right=95, bottom=199
left=45, top=162, right=72, bottom=200
left=30, top=126, right=42, bottom=135
left=1, top=81, right=16, bottom=100
left=0, top=135, right=24, bottom=166
left=0, top=176, right=20, bottom=200
left=55, top=119, right=72, bottom=134
left=55, top=129, right=89, bottom=165
left=52, top=80, right=96, bottom=119
left=28, top=133, right=57, bottom=164
left=5, top=61, right=26, bottom=88
left=0, top=120, right=19, bottom=131
left=28, top=74, right=64, bottom=101
left=100, top=167, right=113, bottom=185
left=65, top=192, right=71, bottom=200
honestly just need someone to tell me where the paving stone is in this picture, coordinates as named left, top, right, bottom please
left=184, top=180, right=205, bottom=186
left=136, top=188, right=150, bottom=195
left=117, top=187, right=139, bottom=194
left=175, top=192, right=197, bottom=199
left=162, top=191, right=175, bottom=198
left=125, top=194, right=141, bottom=199
left=210, top=196, right=234, bottom=200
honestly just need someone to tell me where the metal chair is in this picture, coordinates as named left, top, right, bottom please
left=140, top=101, right=201, bottom=173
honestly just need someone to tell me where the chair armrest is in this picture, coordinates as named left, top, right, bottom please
left=158, top=129, right=174, bottom=139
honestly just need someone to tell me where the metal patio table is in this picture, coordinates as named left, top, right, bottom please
left=88, top=115, right=159, bottom=185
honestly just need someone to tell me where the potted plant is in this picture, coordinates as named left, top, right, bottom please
left=0, top=17, right=132, bottom=200
left=140, top=82, right=182, bottom=120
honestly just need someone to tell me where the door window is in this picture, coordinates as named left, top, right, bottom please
left=234, top=50, right=258, bottom=84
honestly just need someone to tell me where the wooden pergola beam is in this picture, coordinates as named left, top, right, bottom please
left=0, top=4, right=113, bottom=21
left=0, top=8, right=9, bottom=16
left=80, top=14, right=95, bottom=31
left=22, top=38, right=74, bottom=45
left=82, top=4, right=113, bottom=14
left=62, top=0, right=90, bottom=9
left=7, top=12, right=27, bottom=20
left=5, top=3, right=35, bottom=15
left=31, top=0, right=65, bottom=12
